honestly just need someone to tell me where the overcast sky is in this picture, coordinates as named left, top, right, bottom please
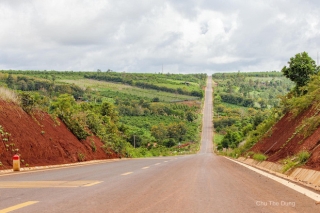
left=1, top=0, right=320, bottom=74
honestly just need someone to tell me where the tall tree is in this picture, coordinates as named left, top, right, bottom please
left=6, top=74, right=15, bottom=88
left=281, top=52, right=318, bottom=89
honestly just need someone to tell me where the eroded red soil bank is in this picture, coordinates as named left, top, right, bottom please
left=0, top=101, right=118, bottom=170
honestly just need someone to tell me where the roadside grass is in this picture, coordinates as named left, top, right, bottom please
left=252, top=153, right=267, bottom=162
left=281, top=151, right=311, bottom=173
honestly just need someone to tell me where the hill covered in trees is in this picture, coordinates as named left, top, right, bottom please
left=215, top=52, right=320, bottom=171
left=0, top=71, right=206, bottom=169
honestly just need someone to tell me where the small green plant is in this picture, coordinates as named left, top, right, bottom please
left=0, top=161, right=3, bottom=166
left=77, top=152, right=85, bottom=162
left=245, top=151, right=255, bottom=158
left=90, top=140, right=97, bottom=152
left=253, top=153, right=267, bottom=162
left=282, top=158, right=297, bottom=173
left=25, top=163, right=29, bottom=167
left=297, top=151, right=310, bottom=163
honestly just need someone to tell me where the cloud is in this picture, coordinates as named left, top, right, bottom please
left=0, top=0, right=320, bottom=73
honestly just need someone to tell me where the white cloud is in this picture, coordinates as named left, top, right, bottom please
left=0, top=0, right=320, bottom=73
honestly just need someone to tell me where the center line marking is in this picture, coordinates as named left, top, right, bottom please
left=164, top=161, right=168, bottom=163
left=84, top=181, right=103, bottom=187
left=155, top=163, right=161, bottom=165
left=0, top=181, right=101, bottom=188
left=142, top=167, right=149, bottom=169
left=121, top=172, right=133, bottom=176
left=0, top=201, right=39, bottom=213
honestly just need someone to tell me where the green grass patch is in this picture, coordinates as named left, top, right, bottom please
left=253, top=153, right=267, bottom=161
left=282, top=159, right=297, bottom=173
left=214, top=133, right=223, bottom=145
left=297, top=151, right=311, bottom=163
left=280, top=151, right=311, bottom=173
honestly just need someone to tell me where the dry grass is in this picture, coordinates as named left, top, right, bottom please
left=0, top=87, right=19, bottom=104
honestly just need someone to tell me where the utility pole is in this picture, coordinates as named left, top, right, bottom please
left=317, top=52, right=319, bottom=66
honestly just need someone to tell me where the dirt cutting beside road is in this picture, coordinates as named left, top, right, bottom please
left=0, top=100, right=118, bottom=169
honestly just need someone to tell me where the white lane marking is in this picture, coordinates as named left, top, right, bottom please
left=164, top=161, right=168, bottom=163
left=227, top=158, right=320, bottom=202
left=155, top=163, right=161, bottom=166
left=121, top=172, right=133, bottom=176
left=142, top=167, right=149, bottom=170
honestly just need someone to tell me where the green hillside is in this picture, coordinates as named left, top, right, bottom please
left=0, top=70, right=206, bottom=157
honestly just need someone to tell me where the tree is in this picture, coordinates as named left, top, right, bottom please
left=50, top=94, right=76, bottom=116
left=100, top=101, right=119, bottom=122
left=6, top=74, right=15, bottom=88
left=281, top=52, right=318, bottom=89
left=151, top=123, right=167, bottom=144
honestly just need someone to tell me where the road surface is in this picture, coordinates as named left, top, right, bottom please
left=0, top=76, right=319, bottom=213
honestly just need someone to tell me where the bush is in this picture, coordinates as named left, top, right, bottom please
left=77, top=152, right=86, bottom=162
left=228, top=148, right=242, bottom=158
left=280, top=151, right=310, bottom=173
left=60, top=115, right=90, bottom=140
left=299, top=116, right=320, bottom=139
left=282, top=159, right=296, bottom=173
left=245, top=151, right=255, bottom=158
left=19, top=92, right=49, bottom=113
left=297, top=151, right=310, bottom=163
left=253, top=153, right=267, bottom=161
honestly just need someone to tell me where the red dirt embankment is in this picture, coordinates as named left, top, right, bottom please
left=0, top=100, right=118, bottom=170
left=250, top=105, right=320, bottom=171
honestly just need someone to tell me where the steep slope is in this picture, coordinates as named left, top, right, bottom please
left=0, top=100, right=118, bottom=169
left=250, top=105, right=320, bottom=170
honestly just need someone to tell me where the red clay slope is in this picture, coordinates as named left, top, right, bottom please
left=0, top=100, right=118, bottom=170
left=250, top=105, right=320, bottom=170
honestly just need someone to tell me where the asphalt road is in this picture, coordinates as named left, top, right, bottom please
left=0, top=77, right=320, bottom=213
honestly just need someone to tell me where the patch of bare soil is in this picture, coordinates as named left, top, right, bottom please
left=250, top=106, right=320, bottom=171
left=0, top=101, right=118, bottom=170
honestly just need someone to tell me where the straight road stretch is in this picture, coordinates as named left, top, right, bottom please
left=0, top=76, right=319, bottom=213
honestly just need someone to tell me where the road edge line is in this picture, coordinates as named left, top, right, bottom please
left=225, top=157, right=320, bottom=202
